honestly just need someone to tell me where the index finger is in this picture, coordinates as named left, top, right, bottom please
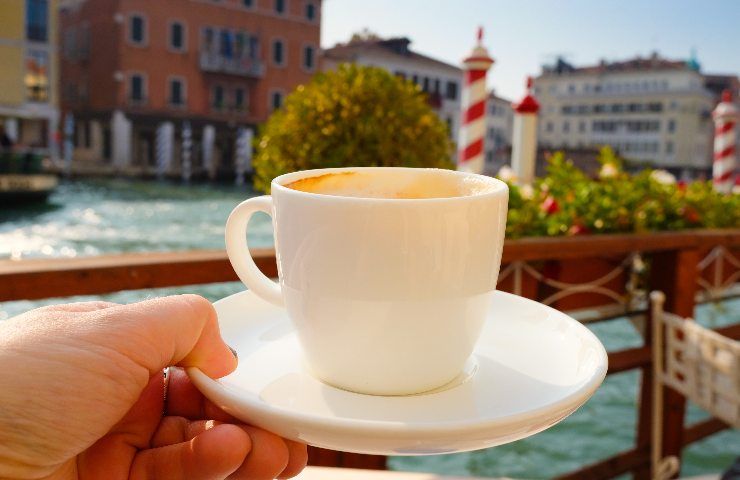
left=166, top=367, right=237, bottom=422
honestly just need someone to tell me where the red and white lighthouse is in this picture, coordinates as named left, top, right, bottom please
left=457, top=27, right=494, bottom=174
left=712, top=90, right=737, bottom=193
left=510, top=77, right=540, bottom=185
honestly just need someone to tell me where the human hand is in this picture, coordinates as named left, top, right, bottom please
left=0, top=295, right=307, bottom=479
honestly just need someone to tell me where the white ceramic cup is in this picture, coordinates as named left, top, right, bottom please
left=225, top=167, right=508, bottom=396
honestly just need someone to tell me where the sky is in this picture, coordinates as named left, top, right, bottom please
left=321, top=0, right=740, bottom=101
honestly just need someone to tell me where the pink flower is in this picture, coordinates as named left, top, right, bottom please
left=541, top=196, right=559, bottom=214
left=568, top=224, right=590, bottom=236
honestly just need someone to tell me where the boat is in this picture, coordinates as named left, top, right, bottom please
left=0, top=151, right=58, bottom=203
left=0, top=173, right=58, bottom=202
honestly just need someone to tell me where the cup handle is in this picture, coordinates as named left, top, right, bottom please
left=225, top=196, right=284, bottom=306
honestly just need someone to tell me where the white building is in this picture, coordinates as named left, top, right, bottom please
left=484, top=91, right=513, bottom=174
left=534, top=54, right=729, bottom=177
left=322, top=37, right=462, bottom=141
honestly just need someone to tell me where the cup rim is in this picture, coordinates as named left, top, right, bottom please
left=270, top=167, right=508, bottom=203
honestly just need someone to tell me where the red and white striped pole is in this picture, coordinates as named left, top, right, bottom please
left=511, top=77, right=540, bottom=185
left=457, top=27, right=494, bottom=174
left=712, top=90, right=738, bottom=193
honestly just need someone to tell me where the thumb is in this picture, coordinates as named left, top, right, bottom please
left=130, top=423, right=251, bottom=480
left=93, top=294, right=236, bottom=378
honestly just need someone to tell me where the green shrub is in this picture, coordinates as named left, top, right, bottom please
left=253, top=64, right=454, bottom=192
left=501, top=147, right=739, bottom=238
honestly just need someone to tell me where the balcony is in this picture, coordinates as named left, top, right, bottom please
left=199, top=51, right=265, bottom=78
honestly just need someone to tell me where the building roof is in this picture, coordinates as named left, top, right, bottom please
left=323, top=37, right=462, bottom=74
left=541, top=53, right=698, bottom=77
left=488, top=90, right=511, bottom=103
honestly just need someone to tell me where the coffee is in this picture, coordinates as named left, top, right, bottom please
left=284, top=169, right=497, bottom=199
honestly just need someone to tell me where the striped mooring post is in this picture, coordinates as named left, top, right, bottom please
left=712, top=89, right=737, bottom=193
left=457, top=27, right=494, bottom=174
left=510, top=77, right=540, bottom=185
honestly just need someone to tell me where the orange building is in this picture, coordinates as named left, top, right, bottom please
left=59, top=0, right=321, bottom=178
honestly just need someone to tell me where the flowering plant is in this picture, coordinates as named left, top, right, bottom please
left=502, top=147, right=739, bottom=238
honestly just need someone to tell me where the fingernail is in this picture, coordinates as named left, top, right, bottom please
left=228, top=345, right=238, bottom=361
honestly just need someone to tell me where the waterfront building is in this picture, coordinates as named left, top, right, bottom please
left=484, top=90, right=513, bottom=174
left=322, top=37, right=462, bottom=143
left=59, top=0, right=321, bottom=178
left=0, top=0, right=60, bottom=162
left=534, top=53, right=738, bottom=178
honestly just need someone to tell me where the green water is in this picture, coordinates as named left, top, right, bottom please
left=1, top=180, right=738, bottom=478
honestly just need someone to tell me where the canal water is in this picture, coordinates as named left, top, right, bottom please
left=1, top=179, right=738, bottom=478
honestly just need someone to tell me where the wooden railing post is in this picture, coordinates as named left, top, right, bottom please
left=643, top=248, right=700, bottom=479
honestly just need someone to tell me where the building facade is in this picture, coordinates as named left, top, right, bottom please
left=322, top=37, right=462, bottom=142
left=0, top=0, right=60, bottom=161
left=484, top=91, right=513, bottom=174
left=534, top=54, right=735, bottom=177
left=59, top=0, right=321, bottom=178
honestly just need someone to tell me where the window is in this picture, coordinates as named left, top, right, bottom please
left=422, top=77, right=430, bottom=92
left=433, top=79, right=441, bottom=94
left=25, top=50, right=49, bottom=102
left=63, top=27, right=77, bottom=59
left=562, top=121, right=570, bottom=133
left=579, top=121, right=586, bottom=133
left=272, top=39, right=284, bottom=65
left=129, top=74, right=145, bottom=102
left=79, top=23, right=90, bottom=59
left=242, top=0, right=253, bottom=7
left=411, top=74, right=418, bottom=85
left=169, top=78, right=185, bottom=106
left=568, top=84, right=575, bottom=94
left=303, top=45, right=315, bottom=70
left=667, top=119, right=676, bottom=133
left=305, top=2, right=316, bottom=20
left=169, top=21, right=186, bottom=51
left=129, top=14, right=146, bottom=45
left=234, top=87, right=247, bottom=111
left=275, top=0, right=286, bottom=14
left=394, top=70, right=406, bottom=79
left=445, top=82, right=457, bottom=100
left=546, top=122, right=553, bottom=133
left=271, top=91, right=284, bottom=110
left=212, top=85, right=224, bottom=109
left=26, top=0, right=48, bottom=42
left=666, top=141, right=674, bottom=154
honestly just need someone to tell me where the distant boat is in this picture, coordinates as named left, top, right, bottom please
left=0, top=173, right=58, bottom=202
left=0, top=151, right=58, bottom=203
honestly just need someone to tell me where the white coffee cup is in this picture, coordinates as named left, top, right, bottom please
left=225, top=167, right=508, bottom=396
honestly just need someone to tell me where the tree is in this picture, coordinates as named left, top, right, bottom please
left=253, top=64, right=454, bottom=192
left=349, top=28, right=381, bottom=43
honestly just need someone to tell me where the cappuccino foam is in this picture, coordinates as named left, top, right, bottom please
left=283, top=170, right=497, bottom=199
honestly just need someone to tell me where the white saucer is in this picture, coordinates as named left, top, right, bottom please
left=188, top=290, right=607, bottom=456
